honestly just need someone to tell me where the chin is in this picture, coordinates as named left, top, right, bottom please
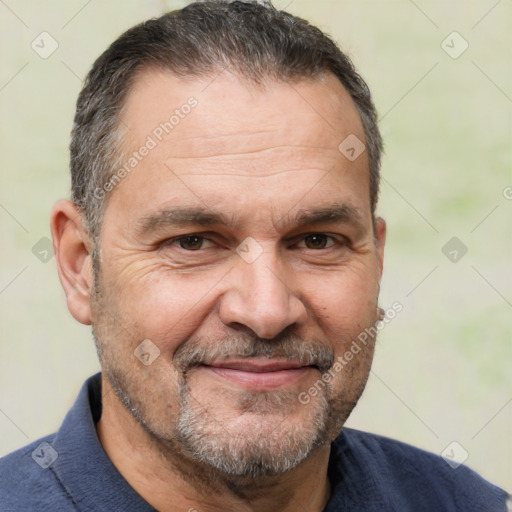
left=172, top=388, right=332, bottom=478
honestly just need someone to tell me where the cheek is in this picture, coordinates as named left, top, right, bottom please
left=301, top=262, right=380, bottom=319
left=98, top=241, right=380, bottom=349
left=298, top=264, right=380, bottom=372
left=109, top=265, right=225, bottom=351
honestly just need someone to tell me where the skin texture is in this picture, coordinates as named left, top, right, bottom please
left=51, top=69, right=386, bottom=512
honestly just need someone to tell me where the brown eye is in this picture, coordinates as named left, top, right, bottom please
left=178, top=235, right=204, bottom=250
left=303, top=234, right=331, bottom=249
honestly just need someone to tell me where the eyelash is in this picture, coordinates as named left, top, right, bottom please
left=163, top=233, right=350, bottom=251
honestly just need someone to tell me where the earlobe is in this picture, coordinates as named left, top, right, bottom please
left=50, top=200, right=93, bottom=325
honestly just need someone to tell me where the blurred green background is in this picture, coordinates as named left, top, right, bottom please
left=1, top=0, right=510, bottom=490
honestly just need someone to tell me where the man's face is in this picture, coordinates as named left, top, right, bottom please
left=90, top=69, right=385, bottom=477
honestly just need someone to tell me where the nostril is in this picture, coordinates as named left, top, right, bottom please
left=226, top=323, right=259, bottom=338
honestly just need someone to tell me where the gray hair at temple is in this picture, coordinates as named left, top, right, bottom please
left=70, top=0, right=382, bottom=243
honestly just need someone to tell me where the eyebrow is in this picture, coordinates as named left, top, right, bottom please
left=136, top=208, right=232, bottom=234
left=136, top=202, right=367, bottom=235
left=288, top=203, right=366, bottom=233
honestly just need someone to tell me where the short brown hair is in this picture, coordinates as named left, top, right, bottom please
left=70, top=0, right=382, bottom=241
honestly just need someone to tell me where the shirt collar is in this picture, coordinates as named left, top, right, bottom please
left=323, top=429, right=387, bottom=511
left=50, top=373, right=156, bottom=511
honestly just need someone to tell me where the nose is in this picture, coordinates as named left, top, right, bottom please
left=218, top=249, right=307, bottom=339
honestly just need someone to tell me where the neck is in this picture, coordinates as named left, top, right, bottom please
left=97, top=376, right=332, bottom=512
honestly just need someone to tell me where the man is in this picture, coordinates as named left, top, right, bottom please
left=0, top=1, right=509, bottom=510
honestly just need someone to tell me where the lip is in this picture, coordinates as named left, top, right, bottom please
left=200, top=358, right=316, bottom=391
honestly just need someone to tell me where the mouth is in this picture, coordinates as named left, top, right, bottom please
left=199, top=358, right=319, bottom=391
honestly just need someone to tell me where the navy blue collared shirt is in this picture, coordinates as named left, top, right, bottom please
left=0, top=373, right=509, bottom=511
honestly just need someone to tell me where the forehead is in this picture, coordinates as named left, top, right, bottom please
left=108, top=68, right=370, bottom=226
left=120, top=67, right=365, bottom=162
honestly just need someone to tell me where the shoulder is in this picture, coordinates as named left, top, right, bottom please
left=333, top=428, right=509, bottom=511
left=0, top=435, right=75, bottom=511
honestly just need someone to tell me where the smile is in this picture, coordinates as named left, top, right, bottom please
left=200, top=358, right=318, bottom=391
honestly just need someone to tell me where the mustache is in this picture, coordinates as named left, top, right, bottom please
left=173, top=333, right=335, bottom=373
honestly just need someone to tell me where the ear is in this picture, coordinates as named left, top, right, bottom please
left=373, top=216, right=386, bottom=280
left=50, top=200, right=93, bottom=325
